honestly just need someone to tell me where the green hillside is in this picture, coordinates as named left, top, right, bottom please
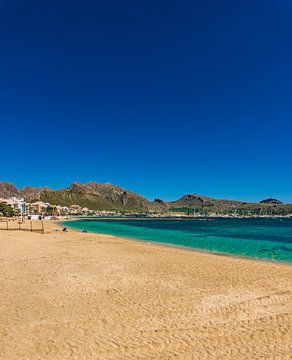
left=0, top=181, right=291, bottom=215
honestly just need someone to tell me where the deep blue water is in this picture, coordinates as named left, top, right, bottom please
left=63, top=218, right=292, bottom=263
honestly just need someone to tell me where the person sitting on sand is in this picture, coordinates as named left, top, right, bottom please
left=62, top=227, right=68, bottom=232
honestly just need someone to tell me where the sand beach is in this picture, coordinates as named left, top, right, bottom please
left=0, top=221, right=291, bottom=359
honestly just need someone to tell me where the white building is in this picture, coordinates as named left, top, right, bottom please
left=0, top=197, right=27, bottom=215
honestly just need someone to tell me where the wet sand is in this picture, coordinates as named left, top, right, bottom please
left=0, top=221, right=291, bottom=359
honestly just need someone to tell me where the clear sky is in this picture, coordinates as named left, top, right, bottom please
left=0, top=0, right=291, bottom=203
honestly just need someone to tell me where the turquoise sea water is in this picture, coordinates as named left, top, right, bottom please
left=63, top=218, right=292, bottom=263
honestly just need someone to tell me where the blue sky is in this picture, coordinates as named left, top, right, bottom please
left=0, top=0, right=291, bottom=202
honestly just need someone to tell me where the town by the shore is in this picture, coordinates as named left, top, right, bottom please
left=0, top=220, right=291, bottom=359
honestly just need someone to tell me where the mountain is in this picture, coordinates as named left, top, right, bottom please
left=169, top=193, right=292, bottom=215
left=39, top=182, right=153, bottom=211
left=0, top=180, right=291, bottom=214
left=260, top=198, right=283, bottom=205
left=170, top=194, right=242, bottom=208
left=19, top=186, right=52, bottom=202
left=0, top=181, right=52, bottom=202
left=0, top=180, right=156, bottom=212
left=0, top=182, right=18, bottom=198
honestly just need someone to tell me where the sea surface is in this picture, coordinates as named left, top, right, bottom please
left=63, top=218, right=292, bottom=263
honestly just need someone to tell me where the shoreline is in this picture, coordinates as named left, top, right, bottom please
left=65, top=215, right=292, bottom=220
left=1, top=221, right=291, bottom=359
left=61, top=219, right=292, bottom=267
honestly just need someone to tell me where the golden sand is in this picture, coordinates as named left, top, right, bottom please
left=0, top=221, right=291, bottom=359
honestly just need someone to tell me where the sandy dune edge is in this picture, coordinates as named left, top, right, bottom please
left=0, top=221, right=291, bottom=359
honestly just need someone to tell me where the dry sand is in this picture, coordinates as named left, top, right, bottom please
left=0, top=220, right=291, bottom=359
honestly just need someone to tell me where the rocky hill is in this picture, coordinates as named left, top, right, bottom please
left=0, top=181, right=291, bottom=214
left=0, top=181, right=51, bottom=202
left=19, top=186, right=52, bottom=202
left=169, top=194, right=242, bottom=208
left=39, top=182, right=154, bottom=211
left=169, top=193, right=292, bottom=215
left=260, top=198, right=283, bottom=205
left=0, top=182, right=19, bottom=198
left=0, top=181, right=160, bottom=212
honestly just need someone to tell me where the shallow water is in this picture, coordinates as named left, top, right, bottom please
left=64, top=218, right=292, bottom=262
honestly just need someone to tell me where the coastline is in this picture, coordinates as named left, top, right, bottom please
left=1, top=220, right=291, bottom=359
left=62, top=219, right=292, bottom=266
